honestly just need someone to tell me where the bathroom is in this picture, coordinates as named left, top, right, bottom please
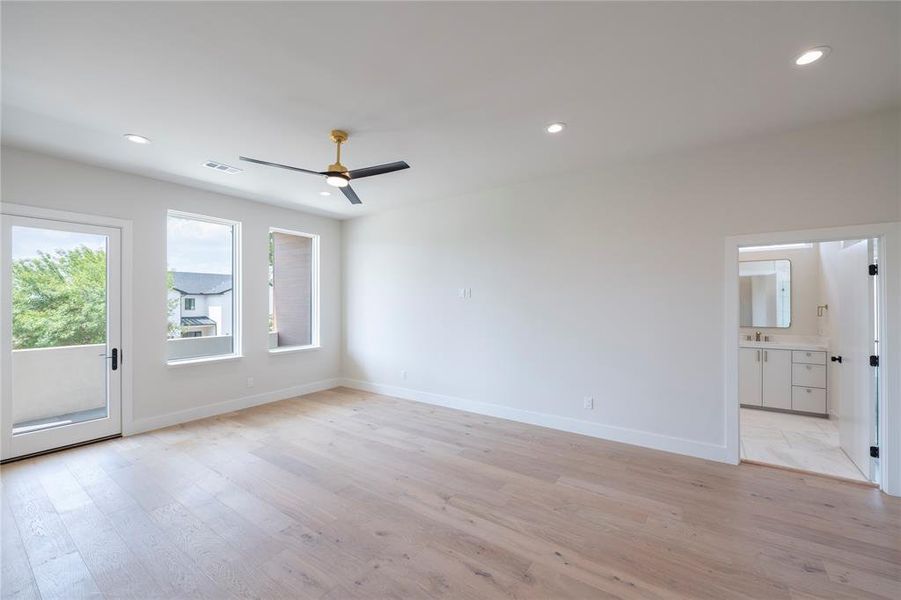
left=738, top=239, right=879, bottom=482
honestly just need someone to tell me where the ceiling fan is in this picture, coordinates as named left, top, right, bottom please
left=239, top=130, right=409, bottom=205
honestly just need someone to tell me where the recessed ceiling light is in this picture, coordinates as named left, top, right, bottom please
left=123, top=133, right=151, bottom=144
left=795, top=46, right=830, bottom=66
left=546, top=122, right=566, bottom=134
left=319, top=191, right=331, bottom=196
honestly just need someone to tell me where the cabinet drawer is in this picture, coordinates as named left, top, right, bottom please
left=792, top=363, right=826, bottom=388
left=792, top=350, right=826, bottom=365
left=792, top=386, right=827, bottom=414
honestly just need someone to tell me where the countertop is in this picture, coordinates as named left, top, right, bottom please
left=739, top=340, right=828, bottom=352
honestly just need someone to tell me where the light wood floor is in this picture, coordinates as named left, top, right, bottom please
left=2, top=388, right=899, bottom=599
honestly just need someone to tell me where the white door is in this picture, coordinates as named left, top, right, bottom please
left=821, top=240, right=872, bottom=477
left=739, top=348, right=762, bottom=406
left=762, top=349, right=791, bottom=410
left=1, top=215, right=122, bottom=460
left=820, top=240, right=875, bottom=478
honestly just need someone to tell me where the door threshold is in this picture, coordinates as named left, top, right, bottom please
left=1, top=434, right=121, bottom=464
left=740, top=458, right=877, bottom=487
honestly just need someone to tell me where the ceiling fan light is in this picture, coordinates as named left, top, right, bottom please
left=123, top=133, right=151, bottom=144
left=326, top=175, right=349, bottom=188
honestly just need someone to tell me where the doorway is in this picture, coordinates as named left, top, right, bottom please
left=731, top=235, right=883, bottom=486
left=1, top=213, right=122, bottom=460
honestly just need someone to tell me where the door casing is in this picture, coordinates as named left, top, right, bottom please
left=1, top=203, right=133, bottom=461
left=725, top=222, right=899, bottom=496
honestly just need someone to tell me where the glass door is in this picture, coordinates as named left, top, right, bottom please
left=1, top=215, right=121, bottom=460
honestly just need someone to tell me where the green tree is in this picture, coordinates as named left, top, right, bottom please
left=12, top=246, right=107, bottom=349
left=166, top=270, right=183, bottom=338
left=268, top=233, right=275, bottom=332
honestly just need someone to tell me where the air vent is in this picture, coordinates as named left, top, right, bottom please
left=203, top=160, right=242, bottom=174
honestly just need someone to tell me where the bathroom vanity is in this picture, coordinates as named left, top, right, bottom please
left=739, top=341, right=828, bottom=416
left=738, top=255, right=830, bottom=416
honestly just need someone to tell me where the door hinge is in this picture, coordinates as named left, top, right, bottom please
left=869, top=263, right=878, bottom=276
left=870, top=446, right=880, bottom=459
left=870, top=355, right=879, bottom=367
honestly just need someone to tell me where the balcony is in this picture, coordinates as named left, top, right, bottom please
left=166, top=335, right=234, bottom=362
left=11, top=343, right=107, bottom=433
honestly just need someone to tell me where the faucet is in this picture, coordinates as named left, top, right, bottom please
left=755, top=331, right=761, bottom=341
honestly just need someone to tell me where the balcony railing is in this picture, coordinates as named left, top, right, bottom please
left=11, top=343, right=107, bottom=424
left=166, top=335, right=234, bottom=361
left=13, top=335, right=274, bottom=424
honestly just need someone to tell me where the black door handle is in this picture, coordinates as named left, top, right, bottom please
left=831, top=355, right=842, bottom=363
left=111, top=347, right=118, bottom=371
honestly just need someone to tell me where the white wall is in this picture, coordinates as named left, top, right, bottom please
left=1, top=146, right=342, bottom=431
left=2, top=110, right=897, bottom=472
left=342, top=109, right=900, bottom=460
left=738, top=245, right=821, bottom=337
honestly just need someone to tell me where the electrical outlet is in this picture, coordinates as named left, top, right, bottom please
left=583, top=396, right=594, bottom=410
left=401, top=370, right=407, bottom=381
left=246, top=377, right=254, bottom=388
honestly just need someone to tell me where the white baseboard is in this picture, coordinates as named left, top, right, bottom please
left=338, top=378, right=729, bottom=463
left=125, top=378, right=341, bottom=435
left=124, top=375, right=729, bottom=464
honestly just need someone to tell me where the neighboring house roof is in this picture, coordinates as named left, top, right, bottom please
left=171, top=272, right=232, bottom=295
left=181, top=316, right=217, bottom=327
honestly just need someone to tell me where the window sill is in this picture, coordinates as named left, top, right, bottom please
left=268, top=344, right=321, bottom=355
left=167, top=354, right=243, bottom=367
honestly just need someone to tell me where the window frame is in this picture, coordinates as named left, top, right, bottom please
left=183, top=297, right=195, bottom=311
left=268, top=227, right=320, bottom=354
left=166, top=209, right=242, bottom=366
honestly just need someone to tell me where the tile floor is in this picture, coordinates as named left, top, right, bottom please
left=740, top=407, right=869, bottom=481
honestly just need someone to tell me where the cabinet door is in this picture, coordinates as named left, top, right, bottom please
left=762, top=349, right=792, bottom=410
left=792, top=387, right=827, bottom=414
left=739, top=348, right=762, bottom=407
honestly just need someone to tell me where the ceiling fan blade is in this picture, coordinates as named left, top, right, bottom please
left=341, top=185, right=363, bottom=205
left=239, top=156, right=324, bottom=176
left=347, top=161, right=410, bottom=180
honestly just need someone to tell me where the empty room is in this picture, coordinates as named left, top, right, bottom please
left=1, top=2, right=900, bottom=599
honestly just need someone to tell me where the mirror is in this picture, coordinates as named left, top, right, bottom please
left=739, top=260, right=791, bottom=328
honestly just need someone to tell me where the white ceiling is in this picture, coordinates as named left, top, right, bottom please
left=2, top=2, right=899, bottom=219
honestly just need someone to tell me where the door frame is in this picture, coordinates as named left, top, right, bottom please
left=0, top=203, right=133, bottom=458
left=724, top=222, right=900, bottom=496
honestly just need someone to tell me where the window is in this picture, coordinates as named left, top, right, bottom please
left=166, top=211, right=240, bottom=363
left=269, top=228, right=318, bottom=351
